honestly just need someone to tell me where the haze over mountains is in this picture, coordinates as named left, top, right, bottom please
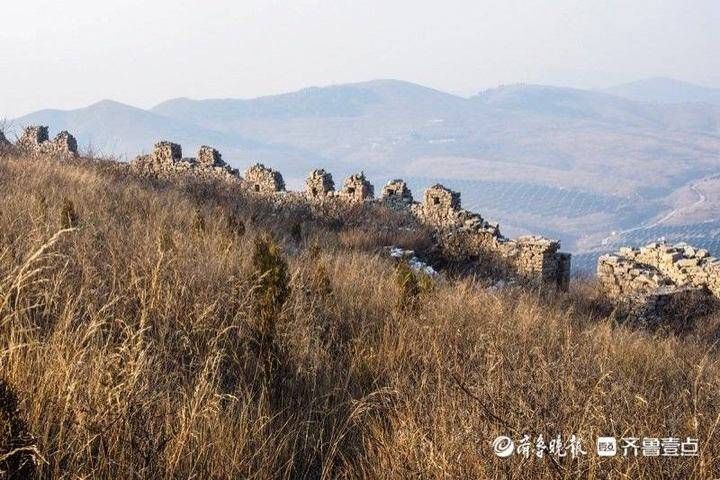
left=10, top=77, right=720, bottom=270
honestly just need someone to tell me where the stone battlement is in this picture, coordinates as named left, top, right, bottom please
left=15, top=125, right=78, bottom=157
left=130, top=138, right=570, bottom=288
left=131, top=142, right=240, bottom=181
left=306, top=169, right=335, bottom=199
left=381, top=179, right=413, bottom=206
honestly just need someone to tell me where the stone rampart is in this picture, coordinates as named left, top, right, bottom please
left=53, top=131, right=573, bottom=288
left=411, top=184, right=570, bottom=288
left=131, top=142, right=240, bottom=181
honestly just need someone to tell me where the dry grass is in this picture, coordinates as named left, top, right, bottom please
left=1, top=153, right=720, bottom=479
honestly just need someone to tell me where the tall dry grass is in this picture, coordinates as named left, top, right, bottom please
left=0, top=153, right=719, bottom=479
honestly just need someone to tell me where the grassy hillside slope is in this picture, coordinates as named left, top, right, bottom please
left=1, top=153, right=719, bottom=478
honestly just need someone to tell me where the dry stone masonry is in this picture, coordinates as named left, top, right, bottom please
left=598, top=242, right=720, bottom=298
left=15, top=126, right=78, bottom=157
left=117, top=138, right=565, bottom=290
left=244, top=163, right=286, bottom=193
left=131, top=142, right=240, bottom=181
left=411, top=184, right=570, bottom=288
left=17, top=126, right=49, bottom=152
left=596, top=242, right=720, bottom=325
left=339, top=172, right=374, bottom=202
left=26, top=128, right=571, bottom=289
left=381, top=179, right=413, bottom=205
left=306, top=169, right=335, bottom=199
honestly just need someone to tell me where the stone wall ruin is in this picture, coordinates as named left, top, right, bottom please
left=339, top=172, right=374, bottom=202
left=23, top=128, right=574, bottom=290
left=411, top=184, right=571, bottom=288
left=244, top=163, right=286, bottom=193
left=16, top=126, right=78, bottom=157
left=306, top=169, right=335, bottom=199
left=381, top=179, right=413, bottom=205
left=597, top=242, right=719, bottom=325
left=131, top=141, right=240, bottom=181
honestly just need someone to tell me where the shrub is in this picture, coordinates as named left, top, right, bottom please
left=395, top=261, right=420, bottom=312
left=250, top=233, right=290, bottom=363
left=59, top=197, right=78, bottom=229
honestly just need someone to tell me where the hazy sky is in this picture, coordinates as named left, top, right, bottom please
left=2, top=0, right=719, bottom=117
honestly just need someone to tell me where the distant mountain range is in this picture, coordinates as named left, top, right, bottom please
left=603, top=77, right=720, bottom=105
left=8, top=78, right=720, bottom=264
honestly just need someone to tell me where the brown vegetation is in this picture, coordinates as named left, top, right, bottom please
left=0, top=153, right=719, bottom=478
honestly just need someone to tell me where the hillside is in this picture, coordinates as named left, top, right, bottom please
left=11, top=79, right=720, bottom=263
left=604, top=77, right=720, bottom=105
left=13, top=80, right=720, bottom=260
left=1, top=151, right=720, bottom=478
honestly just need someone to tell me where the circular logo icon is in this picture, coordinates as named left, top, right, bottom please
left=492, top=436, right=515, bottom=458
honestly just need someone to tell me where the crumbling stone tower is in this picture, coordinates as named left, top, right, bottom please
left=50, top=131, right=78, bottom=156
left=339, top=172, right=374, bottom=202
left=306, top=169, right=335, bottom=199
left=153, top=141, right=182, bottom=164
left=419, top=184, right=461, bottom=227
left=382, top=179, right=413, bottom=205
left=17, top=126, right=49, bottom=152
left=197, top=146, right=224, bottom=167
left=244, top=163, right=286, bottom=193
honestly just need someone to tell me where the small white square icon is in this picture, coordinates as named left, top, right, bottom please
left=597, top=437, right=617, bottom=457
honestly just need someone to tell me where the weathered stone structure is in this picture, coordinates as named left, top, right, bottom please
left=197, top=146, right=224, bottom=167
left=339, top=172, right=374, bottom=202
left=44, top=131, right=78, bottom=156
left=381, top=179, right=413, bottom=205
left=306, top=169, right=335, bottom=199
left=598, top=242, right=720, bottom=298
left=16, top=126, right=78, bottom=157
left=597, top=242, right=719, bottom=325
left=100, top=132, right=575, bottom=288
left=411, top=184, right=571, bottom=288
left=244, top=163, right=285, bottom=193
left=17, top=126, right=49, bottom=152
left=131, top=142, right=239, bottom=181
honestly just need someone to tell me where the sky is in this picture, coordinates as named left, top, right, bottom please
left=1, top=0, right=719, bottom=117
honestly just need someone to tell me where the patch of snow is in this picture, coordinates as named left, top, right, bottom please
left=386, top=246, right=438, bottom=276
